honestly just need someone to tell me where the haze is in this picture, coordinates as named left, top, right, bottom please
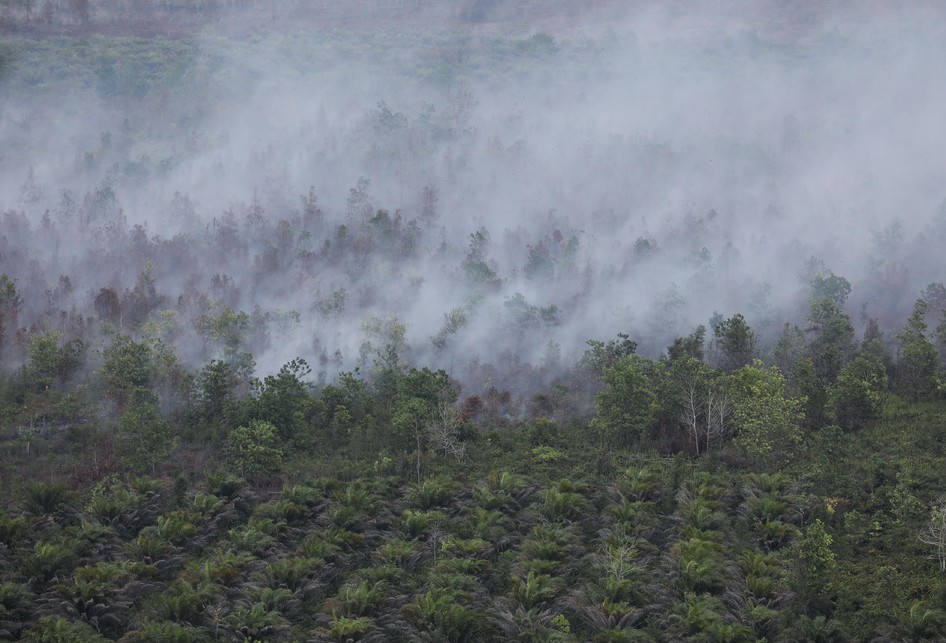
left=2, top=0, right=945, bottom=400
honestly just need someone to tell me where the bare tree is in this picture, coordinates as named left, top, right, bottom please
left=428, top=400, right=467, bottom=463
left=919, top=500, right=946, bottom=572
left=675, top=357, right=731, bottom=455
left=704, top=387, right=732, bottom=453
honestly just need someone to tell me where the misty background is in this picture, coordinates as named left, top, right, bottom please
left=2, top=0, right=946, bottom=401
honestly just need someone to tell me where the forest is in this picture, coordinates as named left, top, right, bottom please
left=3, top=1, right=946, bottom=641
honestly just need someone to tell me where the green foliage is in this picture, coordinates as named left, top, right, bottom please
left=23, top=615, right=107, bottom=642
left=325, top=614, right=375, bottom=639
left=191, top=359, right=238, bottom=430
left=251, top=357, right=313, bottom=448
left=123, top=620, right=208, bottom=642
left=830, top=353, right=888, bottom=430
left=20, top=482, right=73, bottom=518
left=102, top=335, right=154, bottom=408
left=728, top=362, right=804, bottom=465
left=225, top=419, right=284, bottom=480
left=406, top=590, right=482, bottom=642
left=806, top=280, right=856, bottom=384
left=897, top=298, right=940, bottom=401
left=581, top=333, right=638, bottom=376
left=407, top=475, right=458, bottom=510
left=119, top=387, right=177, bottom=472
left=790, top=519, right=836, bottom=606
left=592, top=355, right=658, bottom=448
left=713, top=313, right=757, bottom=372
left=667, top=325, right=707, bottom=363
left=24, top=329, right=85, bottom=392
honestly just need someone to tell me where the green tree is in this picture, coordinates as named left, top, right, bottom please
left=592, top=355, right=658, bottom=448
left=102, top=335, right=153, bottom=410
left=728, top=361, right=804, bottom=465
left=830, top=353, right=888, bottom=430
left=253, top=358, right=313, bottom=448
left=0, top=274, right=22, bottom=353
left=712, top=314, right=756, bottom=372
left=225, top=419, right=284, bottom=480
left=24, top=329, right=84, bottom=393
left=192, top=359, right=238, bottom=429
left=317, top=371, right=373, bottom=450
left=119, top=388, right=176, bottom=473
left=667, top=325, right=706, bottom=363
left=897, top=298, right=939, bottom=401
left=806, top=273, right=856, bottom=384
left=579, top=332, right=638, bottom=376
left=790, top=519, right=836, bottom=609
left=392, top=368, right=455, bottom=479
left=666, top=356, right=730, bottom=455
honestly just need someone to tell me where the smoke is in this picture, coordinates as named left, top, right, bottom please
left=2, top=2, right=946, bottom=398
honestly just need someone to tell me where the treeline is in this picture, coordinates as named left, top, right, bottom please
left=3, top=257, right=945, bottom=481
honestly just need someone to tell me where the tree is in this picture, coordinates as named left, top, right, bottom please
left=728, top=361, right=804, bottom=465
left=102, top=335, right=153, bottom=410
left=0, top=274, right=22, bottom=353
left=712, top=314, right=756, bottom=372
left=392, top=368, right=455, bottom=480
left=592, top=355, right=658, bottom=448
left=668, top=356, right=730, bottom=455
left=253, top=358, right=313, bottom=448
left=94, top=287, right=121, bottom=328
left=790, top=519, right=837, bottom=608
left=192, top=359, right=239, bottom=435
left=897, top=298, right=939, bottom=401
left=774, top=323, right=808, bottom=377
left=806, top=274, right=856, bottom=384
left=226, top=420, right=283, bottom=480
left=667, top=325, right=706, bottom=363
left=580, top=333, right=638, bottom=376
left=23, top=329, right=84, bottom=393
left=427, top=401, right=467, bottom=463
left=119, top=388, right=176, bottom=473
left=861, top=317, right=890, bottom=366
left=830, top=353, right=888, bottom=430
left=919, top=499, right=946, bottom=573
left=360, top=315, right=408, bottom=413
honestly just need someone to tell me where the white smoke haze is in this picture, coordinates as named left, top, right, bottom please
left=2, top=1, right=946, bottom=398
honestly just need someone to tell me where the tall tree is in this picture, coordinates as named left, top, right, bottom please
left=253, top=358, right=313, bottom=448
left=896, top=298, right=939, bottom=401
left=119, top=388, right=176, bottom=473
left=830, top=353, right=888, bottom=430
left=728, top=361, right=804, bottom=466
left=392, top=368, right=455, bottom=480
left=102, top=335, right=153, bottom=410
left=226, top=419, right=283, bottom=481
left=591, top=355, right=658, bottom=448
left=712, top=314, right=756, bottom=372
left=667, top=356, right=730, bottom=455
left=667, top=325, right=706, bottom=363
left=806, top=273, right=856, bottom=384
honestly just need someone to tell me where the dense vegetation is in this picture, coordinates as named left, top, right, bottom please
left=4, top=3, right=946, bottom=640
left=4, top=262, right=946, bottom=640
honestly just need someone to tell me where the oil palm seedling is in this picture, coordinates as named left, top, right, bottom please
left=20, top=483, right=73, bottom=521
left=404, top=589, right=483, bottom=642
left=406, top=475, right=459, bottom=510
left=489, top=599, right=575, bottom=642
left=223, top=601, right=290, bottom=641
left=20, top=615, right=107, bottom=642
left=151, top=579, right=215, bottom=625
left=512, top=570, right=563, bottom=609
